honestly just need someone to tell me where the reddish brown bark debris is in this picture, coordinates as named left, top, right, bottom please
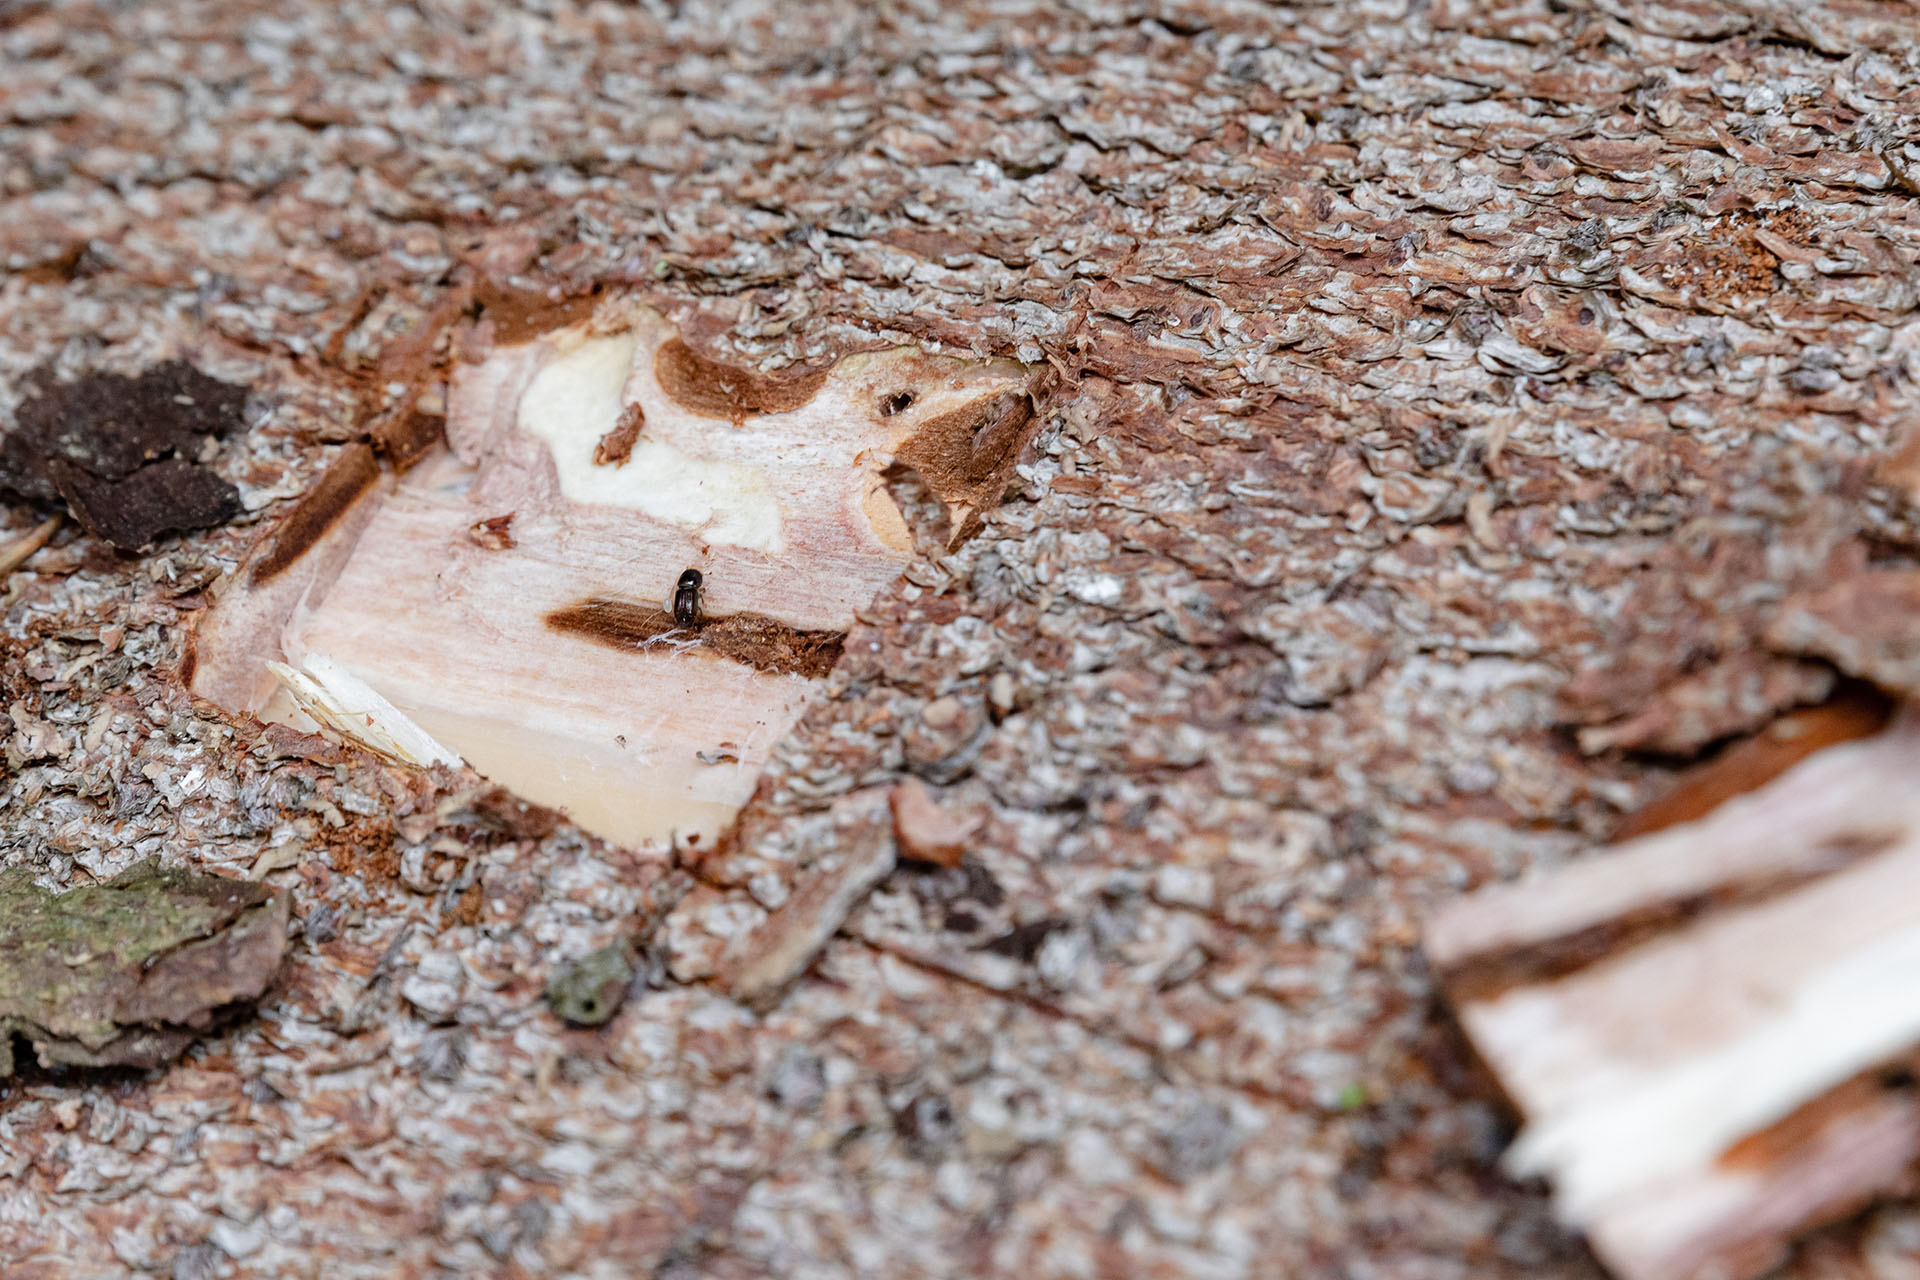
left=466, top=512, right=516, bottom=551
left=247, top=442, right=379, bottom=583
left=653, top=337, right=831, bottom=422
left=591, top=404, right=645, bottom=467
left=889, top=777, right=983, bottom=869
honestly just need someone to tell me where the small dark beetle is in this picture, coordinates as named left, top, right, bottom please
left=673, top=568, right=703, bottom=627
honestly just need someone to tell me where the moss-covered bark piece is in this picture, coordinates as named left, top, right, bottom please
left=0, top=860, right=288, bottom=1075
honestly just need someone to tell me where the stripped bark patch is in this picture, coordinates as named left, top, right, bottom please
left=653, top=337, right=830, bottom=421
left=192, top=301, right=1033, bottom=847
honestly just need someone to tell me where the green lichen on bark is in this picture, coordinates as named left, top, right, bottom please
left=0, top=860, right=288, bottom=1075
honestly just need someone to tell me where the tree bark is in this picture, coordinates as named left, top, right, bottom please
left=2, top=0, right=1919, bottom=1276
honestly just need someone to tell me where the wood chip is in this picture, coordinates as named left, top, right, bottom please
left=1427, top=710, right=1920, bottom=1280
left=0, top=514, right=60, bottom=580
left=889, top=776, right=982, bottom=868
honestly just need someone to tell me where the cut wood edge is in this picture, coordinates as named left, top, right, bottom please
left=1426, top=706, right=1920, bottom=994
left=1587, top=1067, right=1920, bottom=1280
left=1425, top=707, right=1920, bottom=1280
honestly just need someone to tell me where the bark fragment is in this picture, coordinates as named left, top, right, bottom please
left=1575, top=656, right=1835, bottom=757
left=1, top=362, right=248, bottom=550
left=50, top=458, right=242, bottom=553
left=592, top=404, right=645, bottom=467
left=0, top=860, right=288, bottom=1075
left=1768, top=570, right=1920, bottom=698
left=0, top=514, right=59, bottom=580
left=889, top=776, right=982, bottom=868
left=723, top=811, right=897, bottom=1011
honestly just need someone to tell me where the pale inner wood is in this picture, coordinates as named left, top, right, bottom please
left=192, top=305, right=1027, bottom=846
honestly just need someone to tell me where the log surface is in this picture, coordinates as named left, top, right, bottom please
left=3, top=0, right=1920, bottom=1276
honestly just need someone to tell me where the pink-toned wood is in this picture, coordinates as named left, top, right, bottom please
left=1427, top=710, right=1920, bottom=1280
left=191, top=303, right=1029, bottom=847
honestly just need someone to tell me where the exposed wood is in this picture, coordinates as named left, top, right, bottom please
left=190, top=303, right=1031, bottom=846
left=1428, top=710, right=1920, bottom=1280
left=1612, top=689, right=1893, bottom=841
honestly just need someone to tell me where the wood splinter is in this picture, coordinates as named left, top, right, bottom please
left=1426, top=706, right=1920, bottom=1280
left=0, top=514, right=61, bottom=581
left=189, top=301, right=1034, bottom=849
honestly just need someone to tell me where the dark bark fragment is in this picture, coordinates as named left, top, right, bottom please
left=51, top=457, right=242, bottom=552
left=2, top=361, right=248, bottom=549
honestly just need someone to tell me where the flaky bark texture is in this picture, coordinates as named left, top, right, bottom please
left=3, top=1, right=1920, bottom=1277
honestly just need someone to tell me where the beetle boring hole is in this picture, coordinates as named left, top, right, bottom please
left=881, top=390, right=915, bottom=417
